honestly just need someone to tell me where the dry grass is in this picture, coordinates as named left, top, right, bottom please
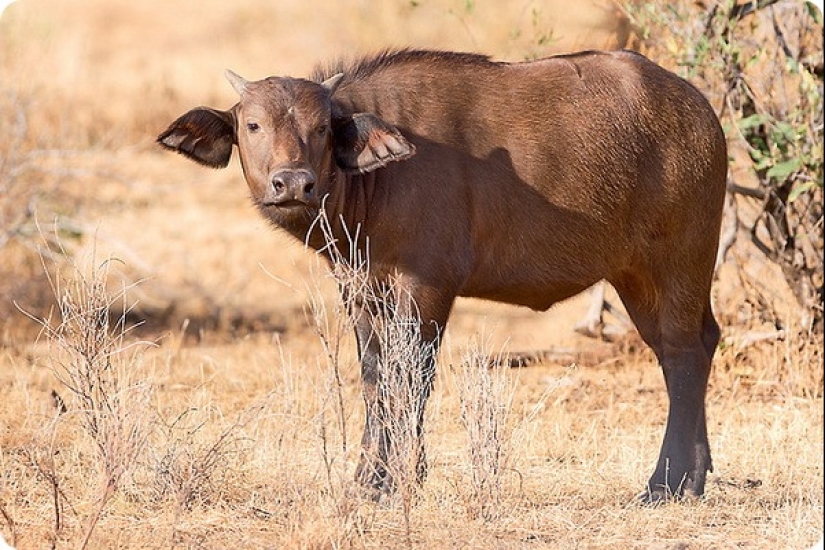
left=1, top=300, right=822, bottom=548
left=0, top=0, right=822, bottom=548
left=38, top=257, right=154, bottom=549
left=455, top=335, right=519, bottom=522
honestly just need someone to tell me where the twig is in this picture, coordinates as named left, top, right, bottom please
left=729, top=0, right=782, bottom=21
left=728, top=181, right=767, bottom=200
left=725, top=329, right=787, bottom=349
left=78, top=479, right=116, bottom=550
left=0, top=501, right=16, bottom=548
left=716, top=191, right=739, bottom=272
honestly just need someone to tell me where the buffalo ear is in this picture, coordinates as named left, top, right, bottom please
left=332, top=113, right=416, bottom=174
left=157, top=107, right=236, bottom=168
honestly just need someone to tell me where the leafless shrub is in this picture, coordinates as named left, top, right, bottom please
left=16, top=418, right=75, bottom=550
left=309, top=208, right=434, bottom=544
left=368, top=292, right=435, bottom=516
left=305, top=237, right=364, bottom=497
left=0, top=91, right=41, bottom=254
left=302, top=211, right=364, bottom=518
left=0, top=92, right=91, bottom=258
left=455, top=335, right=517, bottom=521
left=0, top=92, right=91, bottom=339
left=149, top=396, right=271, bottom=514
left=25, top=254, right=155, bottom=549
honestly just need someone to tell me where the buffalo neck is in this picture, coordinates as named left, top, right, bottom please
left=279, top=166, right=386, bottom=265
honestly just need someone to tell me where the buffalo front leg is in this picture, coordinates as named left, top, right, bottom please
left=352, top=285, right=451, bottom=499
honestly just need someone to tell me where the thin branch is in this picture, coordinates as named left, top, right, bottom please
left=0, top=501, right=17, bottom=548
left=728, top=182, right=767, bottom=200
left=729, top=0, right=782, bottom=21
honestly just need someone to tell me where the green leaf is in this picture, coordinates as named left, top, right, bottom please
left=806, top=2, right=823, bottom=24
left=738, top=113, right=770, bottom=130
left=771, top=121, right=797, bottom=142
left=788, top=181, right=815, bottom=203
left=766, top=158, right=802, bottom=180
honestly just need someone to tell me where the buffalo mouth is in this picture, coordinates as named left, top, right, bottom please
left=260, top=198, right=319, bottom=210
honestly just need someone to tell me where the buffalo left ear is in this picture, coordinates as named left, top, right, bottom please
left=332, top=113, right=416, bottom=174
left=157, top=106, right=236, bottom=168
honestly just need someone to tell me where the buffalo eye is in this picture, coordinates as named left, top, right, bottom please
left=246, top=122, right=260, bottom=133
left=316, top=124, right=328, bottom=136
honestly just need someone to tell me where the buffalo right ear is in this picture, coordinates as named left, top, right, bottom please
left=157, top=107, right=236, bottom=168
left=332, top=112, right=416, bottom=174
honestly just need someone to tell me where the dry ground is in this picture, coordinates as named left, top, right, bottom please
left=0, top=1, right=822, bottom=548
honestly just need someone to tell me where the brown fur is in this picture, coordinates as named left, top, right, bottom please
left=158, top=48, right=728, bottom=501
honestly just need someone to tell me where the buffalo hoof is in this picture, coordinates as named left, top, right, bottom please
left=354, top=453, right=428, bottom=505
left=637, top=488, right=674, bottom=506
left=354, top=460, right=395, bottom=502
left=637, top=485, right=703, bottom=506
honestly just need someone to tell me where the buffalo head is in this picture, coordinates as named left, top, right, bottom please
left=158, top=70, right=416, bottom=217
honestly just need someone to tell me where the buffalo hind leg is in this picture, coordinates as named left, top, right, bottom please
left=613, top=277, right=718, bottom=503
left=648, top=330, right=715, bottom=501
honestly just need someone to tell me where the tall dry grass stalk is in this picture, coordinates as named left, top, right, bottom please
left=367, top=293, right=435, bottom=525
left=456, top=335, right=517, bottom=521
left=300, top=209, right=383, bottom=546
left=31, top=253, right=155, bottom=549
left=149, top=398, right=269, bottom=514
left=308, top=208, right=439, bottom=543
left=305, top=208, right=364, bottom=505
left=305, top=214, right=365, bottom=480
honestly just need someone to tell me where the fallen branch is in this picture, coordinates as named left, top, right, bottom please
left=724, top=329, right=787, bottom=349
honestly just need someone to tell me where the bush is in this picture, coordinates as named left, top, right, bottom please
left=626, top=0, right=823, bottom=333
left=0, top=92, right=86, bottom=338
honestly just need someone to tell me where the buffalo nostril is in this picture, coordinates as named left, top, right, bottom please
left=269, top=170, right=315, bottom=203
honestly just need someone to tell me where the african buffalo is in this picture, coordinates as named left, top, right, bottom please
left=158, top=49, right=728, bottom=502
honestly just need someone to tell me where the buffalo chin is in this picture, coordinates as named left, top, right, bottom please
left=257, top=201, right=317, bottom=231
